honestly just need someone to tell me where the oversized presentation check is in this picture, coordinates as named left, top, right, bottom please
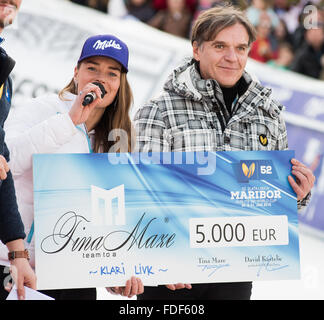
left=33, top=151, right=300, bottom=290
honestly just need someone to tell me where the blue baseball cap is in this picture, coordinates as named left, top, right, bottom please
left=78, top=34, right=129, bottom=72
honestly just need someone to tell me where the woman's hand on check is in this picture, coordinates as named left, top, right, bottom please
left=106, top=276, right=144, bottom=298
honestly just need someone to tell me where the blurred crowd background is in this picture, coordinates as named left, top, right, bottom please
left=68, top=0, right=324, bottom=81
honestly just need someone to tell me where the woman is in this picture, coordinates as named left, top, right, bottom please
left=1, top=34, right=142, bottom=300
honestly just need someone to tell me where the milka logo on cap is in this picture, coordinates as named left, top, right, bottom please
left=93, top=39, right=122, bottom=50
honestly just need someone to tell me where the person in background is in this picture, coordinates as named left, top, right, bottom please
left=70, top=0, right=109, bottom=13
left=193, top=0, right=247, bottom=19
left=290, top=6, right=324, bottom=79
left=249, top=11, right=278, bottom=62
left=107, top=0, right=129, bottom=17
left=193, top=0, right=221, bottom=20
left=153, top=0, right=197, bottom=13
left=0, top=0, right=37, bottom=301
left=3, top=34, right=143, bottom=300
left=246, top=0, right=280, bottom=28
left=70, top=0, right=88, bottom=7
left=125, top=0, right=156, bottom=22
left=271, top=18, right=293, bottom=52
left=148, top=0, right=193, bottom=38
left=267, top=41, right=294, bottom=69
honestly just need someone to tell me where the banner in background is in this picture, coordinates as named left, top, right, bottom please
left=3, top=0, right=324, bottom=237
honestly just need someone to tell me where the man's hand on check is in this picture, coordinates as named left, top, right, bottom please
left=288, top=158, right=315, bottom=201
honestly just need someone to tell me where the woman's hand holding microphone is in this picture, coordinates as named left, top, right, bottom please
left=69, top=82, right=104, bottom=126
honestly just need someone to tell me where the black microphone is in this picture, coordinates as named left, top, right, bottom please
left=82, top=82, right=107, bottom=106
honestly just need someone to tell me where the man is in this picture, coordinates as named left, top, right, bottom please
left=134, top=6, right=314, bottom=300
left=0, top=0, right=36, bottom=300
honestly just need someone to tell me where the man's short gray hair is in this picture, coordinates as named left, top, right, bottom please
left=191, top=5, right=256, bottom=46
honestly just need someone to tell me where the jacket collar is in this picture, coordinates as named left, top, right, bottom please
left=164, top=58, right=282, bottom=118
left=165, top=58, right=254, bottom=101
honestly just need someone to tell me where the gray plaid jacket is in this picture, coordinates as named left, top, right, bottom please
left=134, top=59, right=309, bottom=209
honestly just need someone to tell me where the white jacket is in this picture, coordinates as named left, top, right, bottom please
left=0, top=92, right=91, bottom=268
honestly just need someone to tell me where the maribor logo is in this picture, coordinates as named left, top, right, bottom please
left=242, top=162, right=255, bottom=178
left=235, top=160, right=278, bottom=182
